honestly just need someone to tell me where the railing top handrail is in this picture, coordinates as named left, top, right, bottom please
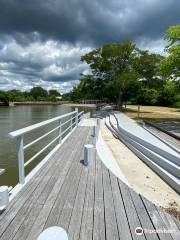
left=9, top=110, right=77, bottom=138
left=78, top=111, right=84, bottom=116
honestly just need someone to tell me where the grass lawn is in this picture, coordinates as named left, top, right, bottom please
left=124, top=105, right=180, bottom=122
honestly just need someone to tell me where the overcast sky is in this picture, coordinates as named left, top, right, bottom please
left=0, top=0, right=179, bottom=93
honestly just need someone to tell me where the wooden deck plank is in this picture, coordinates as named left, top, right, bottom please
left=155, top=206, right=180, bottom=240
left=25, top=128, right=89, bottom=240
left=102, top=165, right=119, bottom=240
left=9, top=143, right=74, bottom=240
left=79, top=147, right=96, bottom=240
left=44, top=128, right=89, bottom=229
left=0, top=128, right=82, bottom=240
left=59, top=131, right=90, bottom=239
left=0, top=153, right=59, bottom=236
left=174, top=218, right=180, bottom=230
left=58, top=129, right=91, bottom=231
left=118, top=180, right=146, bottom=240
left=12, top=203, right=43, bottom=240
left=44, top=159, right=81, bottom=228
left=141, top=196, right=174, bottom=240
left=0, top=130, right=75, bottom=228
left=57, top=161, right=83, bottom=230
left=130, top=190, right=162, bottom=240
left=68, top=163, right=89, bottom=240
left=109, top=172, right=132, bottom=240
left=83, top=155, right=95, bottom=240
left=92, top=157, right=106, bottom=240
left=0, top=125, right=177, bottom=240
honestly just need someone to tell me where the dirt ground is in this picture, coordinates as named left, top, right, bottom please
left=124, top=105, right=180, bottom=121
left=100, top=119, right=180, bottom=214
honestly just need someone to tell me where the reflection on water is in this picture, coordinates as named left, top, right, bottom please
left=0, top=105, right=92, bottom=186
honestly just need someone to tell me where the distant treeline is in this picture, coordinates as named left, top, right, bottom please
left=0, top=87, right=61, bottom=104
left=63, top=24, right=180, bottom=109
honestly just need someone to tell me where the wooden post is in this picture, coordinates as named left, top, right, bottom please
left=17, top=136, right=25, bottom=184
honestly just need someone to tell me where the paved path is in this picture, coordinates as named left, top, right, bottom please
left=0, top=126, right=179, bottom=240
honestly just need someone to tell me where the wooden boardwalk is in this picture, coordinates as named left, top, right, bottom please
left=0, top=126, right=179, bottom=240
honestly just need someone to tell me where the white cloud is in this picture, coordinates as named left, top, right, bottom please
left=0, top=38, right=91, bottom=93
left=137, top=38, right=167, bottom=55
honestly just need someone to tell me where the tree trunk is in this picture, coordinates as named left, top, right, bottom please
left=124, top=101, right=127, bottom=109
left=117, top=93, right=123, bottom=111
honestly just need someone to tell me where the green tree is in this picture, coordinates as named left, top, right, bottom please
left=133, top=50, right=163, bottom=88
left=160, top=24, right=180, bottom=77
left=0, top=90, right=9, bottom=105
left=48, top=90, right=61, bottom=97
left=7, top=89, right=25, bottom=101
left=158, top=80, right=180, bottom=106
left=78, top=75, right=105, bottom=100
left=136, top=87, right=159, bottom=105
left=30, top=87, right=48, bottom=100
left=48, top=90, right=61, bottom=101
left=81, top=40, right=137, bottom=109
left=81, top=40, right=135, bottom=81
left=106, top=71, right=140, bottom=108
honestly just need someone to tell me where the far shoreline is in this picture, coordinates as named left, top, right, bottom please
left=0, top=101, right=96, bottom=107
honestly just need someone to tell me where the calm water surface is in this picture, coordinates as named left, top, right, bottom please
left=0, top=105, right=92, bottom=186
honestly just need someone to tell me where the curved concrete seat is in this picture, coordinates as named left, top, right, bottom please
left=106, top=114, right=180, bottom=193
left=113, top=113, right=180, bottom=165
left=37, top=227, right=68, bottom=240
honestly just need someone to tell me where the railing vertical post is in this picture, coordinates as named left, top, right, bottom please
left=58, top=120, right=62, bottom=144
left=17, top=136, right=25, bottom=184
left=80, top=112, right=84, bottom=121
left=75, top=107, right=78, bottom=126
left=70, top=115, right=73, bottom=131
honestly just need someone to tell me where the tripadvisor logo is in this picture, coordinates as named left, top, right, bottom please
left=135, top=227, right=143, bottom=235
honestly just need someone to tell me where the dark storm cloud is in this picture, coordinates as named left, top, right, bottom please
left=0, top=0, right=179, bottom=92
left=0, top=0, right=179, bottom=45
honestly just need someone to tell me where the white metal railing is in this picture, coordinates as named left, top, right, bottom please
left=9, top=110, right=84, bottom=185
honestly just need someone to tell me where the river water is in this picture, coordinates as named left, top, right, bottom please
left=0, top=105, right=92, bottom=187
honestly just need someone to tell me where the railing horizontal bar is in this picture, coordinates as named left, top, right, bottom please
left=61, top=115, right=76, bottom=127
left=78, top=112, right=84, bottom=120
left=24, top=134, right=60, bottom=167
left=61, top=119, right=70, bottom=127
left=60, top=125, right=72, bottom=136
left=9, top=110, right=77, bottom=138
left=72, top=121, right=77, bottom=127
left=71, top=115, right=77, bottom=120
left=78, top=111, right=84, bottom=116
left=24, top=125, right=61, bottom=150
